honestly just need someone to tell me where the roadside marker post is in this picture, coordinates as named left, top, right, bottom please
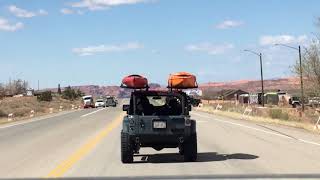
left=241, top=106, right=253, bottom=119
left=8, top=113, right=14, bottom=122
left=71, top=104, right=75, bottom=110
left=314, top=116, right=320, bottom=130
left=49, top=108, right=54, bottom=114
left=215, top=104, right=223, bottom=111
left=30, top=110, right=35, bottom=118
left=59, top=106, right=63, bottom=112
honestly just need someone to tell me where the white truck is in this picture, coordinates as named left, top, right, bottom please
left=82, top=95, right=94, bottom=108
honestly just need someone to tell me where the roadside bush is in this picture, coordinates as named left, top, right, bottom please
left=37, top=91, right=53, bottom=101
left=62, top=86, right=83, bottom=100
left=0, top=109, right=6, bottom=117
left=14, top=107, right=31, bottom=117
left=269, top=109, right=282, bottom=119
left=280, top=111, right=289, bottom=120
left=268, top=108, right=289, bottom=120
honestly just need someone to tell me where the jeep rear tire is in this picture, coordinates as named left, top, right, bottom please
left=183, top=133, right=197, bottom=162
left=121, top=132, right=133, bottom=163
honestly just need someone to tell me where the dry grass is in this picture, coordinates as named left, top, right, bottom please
left=0, top=96, right=81, bottom=124
left=197, top=104, right=320, bottom=134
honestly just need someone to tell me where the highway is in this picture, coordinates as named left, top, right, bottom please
left=1, top=100, right=320, bottom=179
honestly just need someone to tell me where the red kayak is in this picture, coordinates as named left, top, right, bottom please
left=121, top=75, right=148, bottom=89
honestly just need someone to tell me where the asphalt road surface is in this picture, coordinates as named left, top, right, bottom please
left=1, top=100, right=320, bottom=179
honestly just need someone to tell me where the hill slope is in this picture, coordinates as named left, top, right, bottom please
left=199, top=77, right=300, bottom=93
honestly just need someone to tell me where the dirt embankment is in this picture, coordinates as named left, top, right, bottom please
left=196, top=102, right=320, bottom=134
left=0, top=96, right=81, bottom=124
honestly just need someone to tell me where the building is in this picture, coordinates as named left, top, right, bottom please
left=219, top=89, right=248, bottom=100
left=26, top=88, right=34, bottom=96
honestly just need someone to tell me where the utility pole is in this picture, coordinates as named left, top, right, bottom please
left=298, top=46, right=305, bottom=111
left=259, top=53, right=265, bottom=107
left=275, top=44, right=305, bottom=112
left=38, top=80, right=39, bottom=91
left=244, top=49, right=265, bottom=107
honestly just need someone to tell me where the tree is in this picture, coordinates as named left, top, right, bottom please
left=76, top=89, right=84, bottom=97
left=62, top=86, right=74, bottom=100
left=293, top=18, right=320, bottom=96
left=62, top=86, right=84, bottom=100
left=0, top=83, right=4, bottom=99
left=58, top=84, right=62, bottom=95
left=3, top=79, right=28, bottom=95
left=37, top=91, right=53, bottom=101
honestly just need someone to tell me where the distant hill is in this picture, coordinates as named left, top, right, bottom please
left=45, top=77, right=301, bottom=97
left=199, top=77, right=300, bottom=93
left=46, top=83, right=163, bottom=98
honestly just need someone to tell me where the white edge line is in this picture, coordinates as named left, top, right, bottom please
left=0, top=110, right=78, bottom=129
left=192, top=112, right=291, bottom=139
left=298, top=138, right=320, bottom=146
left=192, top=112, right=320, bottom=147
left=81, top=108, right=105, bottom=117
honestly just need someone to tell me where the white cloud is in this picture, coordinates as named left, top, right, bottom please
left=72, top=42, right=144, bottom=56
left=70, top=0, right=150, bottom=10
left=215, top=20, right=244, bottom=29
left=259, top=35, right=308, bottom=46
left=38, top=9, right=48, bottom=15
left=60, top=8, right=84, bottom=15
left=185, top=43, right=234, bottom=55
left=8, top=5, right=48, bottom=18
left=61, top=8, right=74, bottom=14
left=0, top=17, right=23, bottom=32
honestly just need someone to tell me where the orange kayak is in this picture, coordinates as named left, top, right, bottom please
left=168, top=72, right=198, bottom=88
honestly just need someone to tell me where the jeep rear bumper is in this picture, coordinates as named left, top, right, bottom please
left=130, top=134, right=186, bottom=148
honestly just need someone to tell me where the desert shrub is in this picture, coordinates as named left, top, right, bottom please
left=0, top=109, right=6, bottom=117
left=268, top=108, right=289, bottom=120
left=280, top=111, right=289, bottom=120
left=62, top=86, right=83, bottom=100
left=37, top=91, right=53, bottom=101
left=14, top=107, right=31, bottom=117
left=269, top=108, right=282, bottom=119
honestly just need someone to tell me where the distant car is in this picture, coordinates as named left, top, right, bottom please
left=105, top=96, right=117, bottom=107
left=308, top=97, right=320, bottom=108
left=95, top=99, right=105, bottom=108
left=82, top=95, right=95, bottom=108
left=289, top=96, right=301, bottom=108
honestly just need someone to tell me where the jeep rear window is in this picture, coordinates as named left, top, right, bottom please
left=134, top=95, right=183, bottom=116
left=147, top=96, right=166, bottom=106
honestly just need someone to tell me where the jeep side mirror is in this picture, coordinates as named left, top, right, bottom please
left=123, top=104, right=130, bottom=112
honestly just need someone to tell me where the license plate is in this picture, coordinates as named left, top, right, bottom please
left=153, top=121, right=166, bottom=129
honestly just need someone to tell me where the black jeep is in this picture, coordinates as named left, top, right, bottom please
left=121, top=90, right=197, bottom=163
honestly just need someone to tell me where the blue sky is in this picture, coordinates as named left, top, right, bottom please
left=0, top=0, right=319, bottom=88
